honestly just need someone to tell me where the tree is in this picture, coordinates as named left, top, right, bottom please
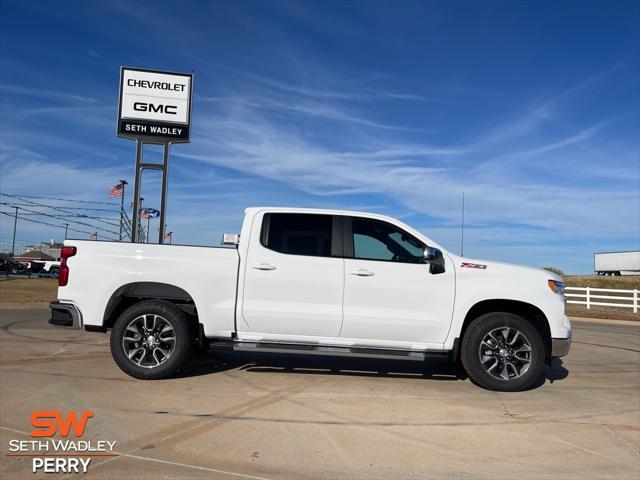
left=544, top=267, right=565, bottom=277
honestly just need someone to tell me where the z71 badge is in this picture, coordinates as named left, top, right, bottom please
left=461, top=262, right=487, bottom=269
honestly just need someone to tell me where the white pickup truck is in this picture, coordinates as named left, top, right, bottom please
left=50, top=207, right=571, bottom=391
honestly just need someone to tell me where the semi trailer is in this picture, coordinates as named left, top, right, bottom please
left=594, top=251, right=640, bottom=276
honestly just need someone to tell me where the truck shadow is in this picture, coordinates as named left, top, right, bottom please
left=182, top=351, right=569, bottom=388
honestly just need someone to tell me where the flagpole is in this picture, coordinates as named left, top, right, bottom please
left=118, top=179, right=127, bottom=241
left=138, top=197, right=144, bottom=243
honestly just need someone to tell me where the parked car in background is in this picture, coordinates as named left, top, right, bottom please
left=0, top=258, right=28, bottom=274
left=30, top=260, right=61, bottom=277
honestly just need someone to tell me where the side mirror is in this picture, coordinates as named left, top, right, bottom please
left=423, top=246, right=446, bottom=274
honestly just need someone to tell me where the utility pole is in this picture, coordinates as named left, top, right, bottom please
left=461, top=191, right=465, bottom=257
left=118, top=179, right=128, bottom=241
left=63, top=223, right=69, bottom=240
left=146, top=215, right=151, bottom=243
left=168, top=231, right=172, bottom=244
left=11, top=206, right=18, bottom=256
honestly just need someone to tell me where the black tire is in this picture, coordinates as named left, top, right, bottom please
left=10, top=267, right=17, bottom=274
left=110, top=300, right=195, bottom=380
left=461, top=312, right=545, bottom=392
left=49, top=268, right=59, bottom=278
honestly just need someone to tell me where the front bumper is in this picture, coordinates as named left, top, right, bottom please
left=49, top=301, right=82, bottom=330
left=551, top=335, right=572, bottom=357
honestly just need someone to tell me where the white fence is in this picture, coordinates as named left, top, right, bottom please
left=565, top=287, right=638, bottom=313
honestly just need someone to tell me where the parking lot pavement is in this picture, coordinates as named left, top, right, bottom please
left=0, top=308, right=638, bottom=480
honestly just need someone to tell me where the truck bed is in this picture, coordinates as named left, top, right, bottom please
left=60, top=240, right=240, bottom=337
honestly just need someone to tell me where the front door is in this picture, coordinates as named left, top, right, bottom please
left=341, top=216, right=455, bottom=346
left=240, top=212, right=344, bottom=339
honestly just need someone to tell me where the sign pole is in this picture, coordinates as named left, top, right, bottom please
left=159, top=143, right=170, bottom=244
left=131, top=140, right=143, bottom=243
left=117, top=67, right=193, bottom=245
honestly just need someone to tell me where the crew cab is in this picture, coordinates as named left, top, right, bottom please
left=49, top=207, right=571, bottom=391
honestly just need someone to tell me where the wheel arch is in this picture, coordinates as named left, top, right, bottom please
left=458, top=299, right=552, bottom=362
left=102, top=282, right=199, bottom=331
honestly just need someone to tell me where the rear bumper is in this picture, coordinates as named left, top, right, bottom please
left=49, top=301, right=82, bottom=330
left=551, top=335, right=571, bottom=357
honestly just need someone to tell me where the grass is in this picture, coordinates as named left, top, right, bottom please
left=565, top=304, right=638, bottom=321
left=0, top=277, right=58, bottom=306
left=563, top=275, right=640, bottom=290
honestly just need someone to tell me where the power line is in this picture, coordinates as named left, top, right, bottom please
left=9, top=212, right=120, bottom=223
left=0, top=199, right=121, bottom=235
left=0, top=202, right=121, bottom=234
left=0, top=203, right=120, bottom=225
left=10, top=212, right=120, bottom=223
left=0, top=202, right=120, bottom=212
left=2, top=193, right=121, bottom=219
left=0, top=211, right=117, bottom=240
left=2, top=193, right=120, bottom=206
left=0, top=203, right=120, bottom=236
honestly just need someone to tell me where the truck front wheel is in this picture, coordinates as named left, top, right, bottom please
left=110, top=300, right=194, bottom=380
left=460, top=312, right=545, bottom=392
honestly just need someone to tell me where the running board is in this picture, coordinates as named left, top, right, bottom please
left=231, top=341, right=445, bottom=361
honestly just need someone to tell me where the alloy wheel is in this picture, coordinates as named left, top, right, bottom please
left=478, top=327, right=532, bottom=381
left=122, top=314, right=176, bottom=369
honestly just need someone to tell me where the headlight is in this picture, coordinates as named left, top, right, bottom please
left=547, top=279, right=565, bottom=296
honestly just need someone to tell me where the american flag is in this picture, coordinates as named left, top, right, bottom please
left=140, top=208, right=150, bottom=219
left=108, top=183, right=124, bottom=198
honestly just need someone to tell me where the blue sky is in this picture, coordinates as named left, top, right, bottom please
left=0, top=1, right=638, bottom=273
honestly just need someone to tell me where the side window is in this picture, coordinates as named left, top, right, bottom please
left=262, top=213, right=333, bottom=257
left=351, top=217, right=425, bottom=264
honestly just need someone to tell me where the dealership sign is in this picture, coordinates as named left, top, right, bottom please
left=117, top=67, right=193, bottom=142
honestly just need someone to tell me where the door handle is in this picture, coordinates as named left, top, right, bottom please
left=252, top=263, right=277, bottom=271
left=350, top=268, right=374, bottom=277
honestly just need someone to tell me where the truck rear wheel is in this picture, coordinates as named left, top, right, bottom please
left=110, top=300, right=194, bottom=380
left=461, top=312, right=545, bottom=392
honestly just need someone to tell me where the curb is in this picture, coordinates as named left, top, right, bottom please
left=570, top=316, right=640, bottom=327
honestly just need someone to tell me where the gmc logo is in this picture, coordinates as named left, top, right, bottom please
left=133, top=102, right=177, bottom=114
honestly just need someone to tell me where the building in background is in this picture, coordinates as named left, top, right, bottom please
left=19, top=240, right=63, bottom=260
left=14, top=250, right=56, bottom=263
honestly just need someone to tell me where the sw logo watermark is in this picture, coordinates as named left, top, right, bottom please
left=6, top=410, right=118, bottom=474
left=31, top=411, right=93, bottom=437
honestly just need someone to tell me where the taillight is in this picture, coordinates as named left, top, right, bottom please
left=59, top=246, right=77, bottom=287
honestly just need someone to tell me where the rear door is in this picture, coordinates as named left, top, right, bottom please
left=240, top=212, right=344, bottom=339
left=341, top=216, right=455, bottom=346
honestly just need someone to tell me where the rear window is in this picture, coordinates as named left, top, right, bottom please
left=262, top=213, right=333, bottom=257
